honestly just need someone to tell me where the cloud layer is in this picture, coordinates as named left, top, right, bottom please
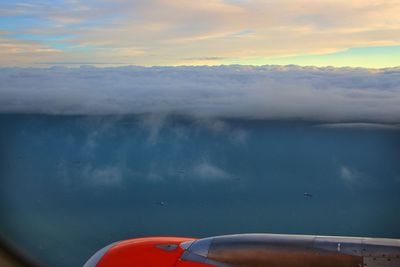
left=1, top=65, right=400, bottom=123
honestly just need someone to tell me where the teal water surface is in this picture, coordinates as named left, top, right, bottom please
left=0, top=115, right=399, bottom=267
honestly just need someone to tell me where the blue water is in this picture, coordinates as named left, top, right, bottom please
left=0, top=115, right=399, bottom=267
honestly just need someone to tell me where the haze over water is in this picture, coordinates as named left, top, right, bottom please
left=1, top=114, right=399, bottom=267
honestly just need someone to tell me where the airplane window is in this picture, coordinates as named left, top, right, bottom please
left=1, top=1, right=399, bottom=267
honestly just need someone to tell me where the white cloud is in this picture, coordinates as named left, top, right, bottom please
left=339, top=165, right=361, bottom=183
left=229, top=128, right=249, bottom=144
left=146, top=164, right=165, bottom=182
left=197, top=119, right=229, bottom=133
left=57, top=160, right=124, bottom=187
left=140, top=114, right=168, bottom=145
left=192, top=162, right=229, bottom=180
left=1, top=65, right=400, bottom=123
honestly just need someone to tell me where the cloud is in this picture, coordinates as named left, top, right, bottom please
left=319, top=123, right=400, bottom=130
left=146, top=163, right=165, bottom=182
left=182, top=57, right=228, bottom=61
left=1, top=0, right=400, bottom=66
left=339, top=165, right=361, bottom=183
left=229, top=129, right=249, bottom=144
left=192, top=162, right=229, bottom=180
left=1, top=65, right=400, bottom=122
left=197, top=119, right=229, bottom=133
left=195, top=118, right=249, bottom=143
left=340, top=166, right=355, bottom=180
left=57, top=160, right=124, bottom=187
left=140, top=114, right=168, bottom=145
left=35, top=62, right=125, bottom=65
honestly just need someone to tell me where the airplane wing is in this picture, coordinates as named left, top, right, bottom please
left=84, top=233, right=400, bottom=267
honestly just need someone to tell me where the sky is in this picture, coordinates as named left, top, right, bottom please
left=0, top=0, right=400, bottom=67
